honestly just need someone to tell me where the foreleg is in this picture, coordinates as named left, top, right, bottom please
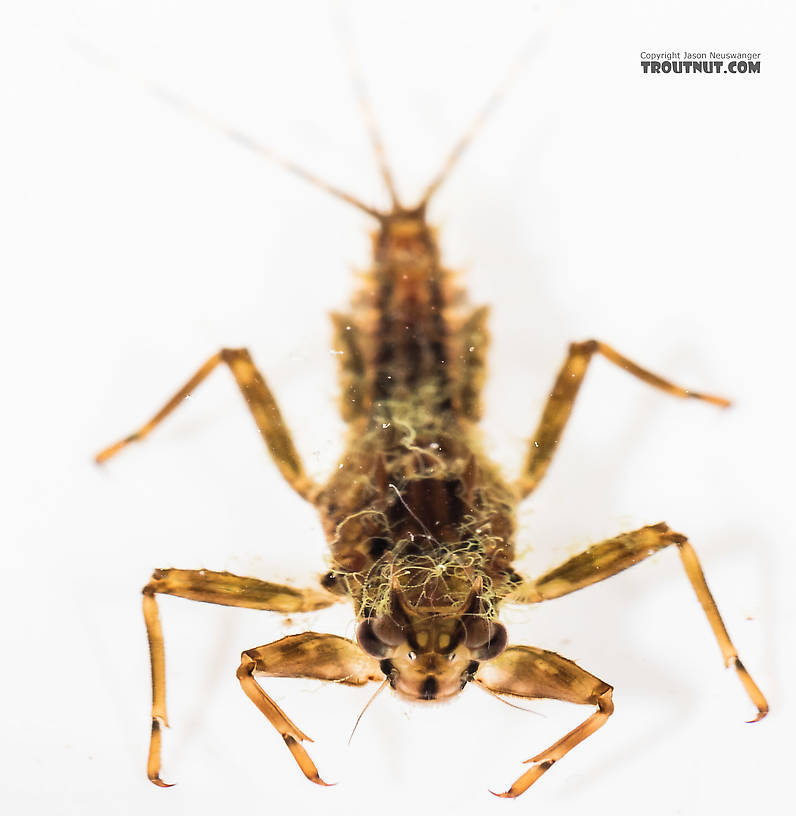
left=476, top=646, right=613, bottom=798
left=237, top=632, right=381, bottom=785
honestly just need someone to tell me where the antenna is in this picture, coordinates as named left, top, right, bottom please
left=347, top=677, right=389, bottom=745
left=474, top=680, right=544, bottom=715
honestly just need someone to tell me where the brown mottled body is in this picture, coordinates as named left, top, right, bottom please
left=319, top=211, right=517, bottom=618
left=96, top=52, right=767, bottom=797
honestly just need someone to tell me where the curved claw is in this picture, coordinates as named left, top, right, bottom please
left=489, top=760, right=553, bottom=799
left=283, top=735, right=334, bottom=787
left=731, top=658, right=769, bottom=723
left=147, top=716, right=175, bottom=788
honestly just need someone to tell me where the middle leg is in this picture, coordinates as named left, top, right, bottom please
left=142, top=568, right=339, bottom=786
left=508, top=523, right=768, bottom=720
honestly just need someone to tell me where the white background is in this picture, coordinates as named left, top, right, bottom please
left=2, top=1, right=794, bottom=814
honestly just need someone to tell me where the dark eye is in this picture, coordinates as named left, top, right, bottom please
left=372, top=615, right=405, bottom=646
left=464, top=618, right=508, bottom=661
left=407, top=651, right=417, bottom=661
left=474, top=624, right=507, bottom=660
left=356, top=620, right=391, bottom=658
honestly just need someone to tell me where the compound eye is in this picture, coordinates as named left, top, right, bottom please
left=371, top=615, right=405, bottom=646
left=356, top=619, right=391, bottom=658
left=464, top=619, right=508, bottom=661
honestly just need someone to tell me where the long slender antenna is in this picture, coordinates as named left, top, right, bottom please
left=330, top=10, right=402, bottom=209
left=348, top=678, right=389, bottom=745
left=474, top=681, right=544, bottom=715
left=70, top=36, right=384, bottom=220
left=419, top=36, right=539, bottom=208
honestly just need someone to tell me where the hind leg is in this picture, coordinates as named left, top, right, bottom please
left=96, top=348, right=315, bottom=499
left=517, top=340, right=730, bottom=497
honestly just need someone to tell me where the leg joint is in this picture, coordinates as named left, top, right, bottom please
left=220, top=347, right=250, bottom=362
left=661, top=526, right=688, bottom=546
left=142, top=567, right=169, bottom=595
left=236, top=652, right=256, bottom=679
left=570, top=339, right=598, bottom=355
left=597, top=685, right=614, bottom=715
left=648, top=521, right=688, bottom=546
